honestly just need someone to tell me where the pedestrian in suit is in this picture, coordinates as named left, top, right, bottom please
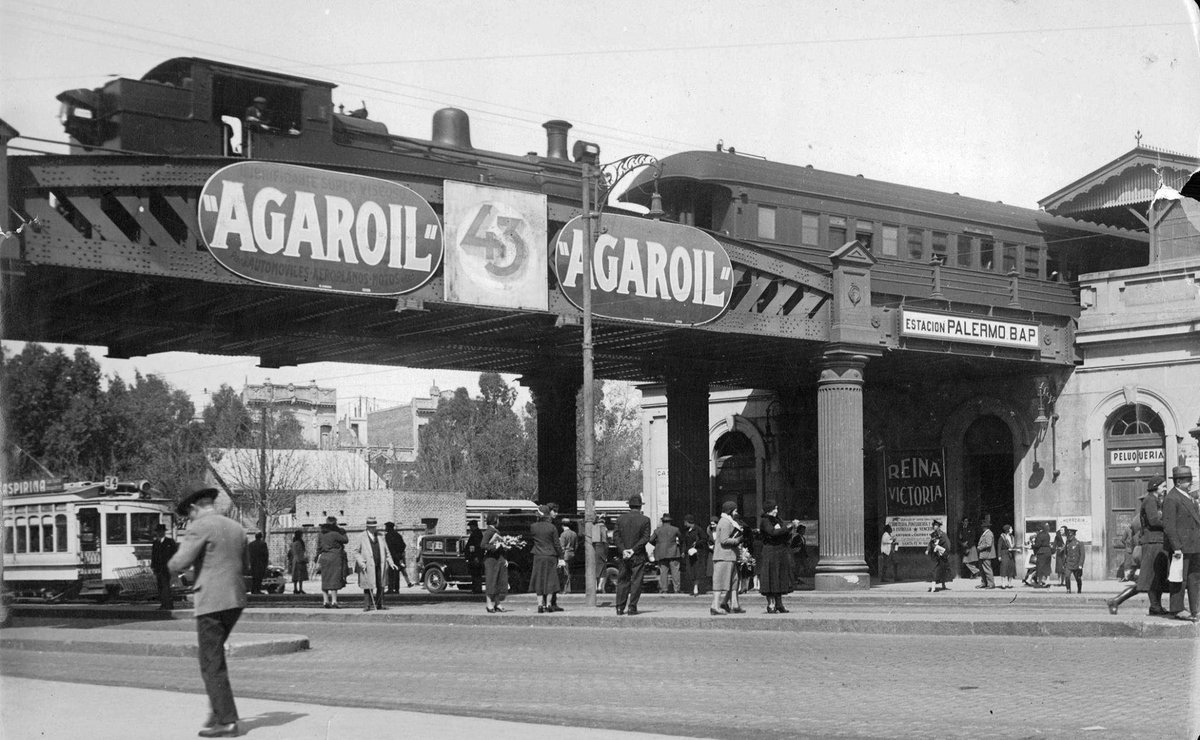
left=710, top=500, right=746, bottom=615
left=681, top=514, right=711, bottom=595
left=465, top=520, right=484, bottom=594
left=588, top=514, right=611, bottom=592
left=1063, top=528, right=1085, bottom=593
left=926, top=520, right=951, bottom=592
left=556, top=520, right=578, bottom=600
left=650, top=514, right=682, bottom=594
left=383, top=522, right=413, bottom=591
left=150, top=523, right=177, bottom=610
left=1109, top=476, right=1170, bottom=615
left=1033, top=523, right=1053, bottom=587
left=878, top=524, right=898, bottom=583
left=1162, top=465, right=1200, bottom=622
left=353, top=516, right=396, bottom=611
left=168, top=484, right=248, bottom=738
left=247, top=532, right=269, bottom=594
left=975, top=516, right=996, bottom=589
left=613, top=494, right=651, bottom=616
left=958, top=517, right=980, bottom=579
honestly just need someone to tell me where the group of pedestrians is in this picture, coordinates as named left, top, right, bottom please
left=1106, top=465, right=1200, bottom=622
left=926, top=517, right=1052, bottom=592
left=285, top=516, right=416, bottom=610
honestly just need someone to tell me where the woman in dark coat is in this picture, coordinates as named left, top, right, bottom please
left=1052, top=526, right=1068, bottom=587
left=482, top=513, right=509, bottom=613
left=287, top=530, right=308, bottom=594
left=528, top=505, right=564, bottom=613
left=316, top=518, right=349, bottom=608
left=1108, top=475, right=1169, bottom=614
left=757, top=501, right=797, bottom=613
left=1033, top=523, right=1053, bottom=587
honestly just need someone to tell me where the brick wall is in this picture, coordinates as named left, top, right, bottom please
left=294, top=490, right=467, bottom=535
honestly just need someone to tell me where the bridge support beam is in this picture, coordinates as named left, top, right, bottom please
left=665, top=370, right=712, bottom=523
left=523, top=372, right=580, bottom=515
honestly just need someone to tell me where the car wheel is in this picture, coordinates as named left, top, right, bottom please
left=423, top=567, right=447, bottom=594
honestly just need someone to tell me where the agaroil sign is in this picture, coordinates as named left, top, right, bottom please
left=553, top=213, right=734, bottom=325
left=198, top=162, right=442, bottom=295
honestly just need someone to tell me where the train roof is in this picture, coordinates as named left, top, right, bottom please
left=141, top=57, right=337, bottom=90
left=2, top=480, right=169, bottom=506
left=633, top=150, right=1148, bottom=243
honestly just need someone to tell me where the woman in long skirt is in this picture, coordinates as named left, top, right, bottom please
left=757, top=501, right=796, bottom=613
left=1053, top=526, right=1068, bottom=587
left=528, top=506, right=564, bottom=613
left=997, top=524, right=1017, bottom=589
left=287, top=530, right=308, bottom=594
left=316, top=519, right=349, bottom=608
left=482, top=514, right=509, bottom=613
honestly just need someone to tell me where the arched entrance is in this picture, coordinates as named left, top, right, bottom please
left=1103, top=404, right=1165, bottom=577
left=714, top=431, right=758, bottom=521
left=962, top=415, right=1015, bottom=530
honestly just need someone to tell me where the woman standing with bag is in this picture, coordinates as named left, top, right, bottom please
left=482, top=513, right=509, bottom=613
left=757, top=501, right=797, bottom=613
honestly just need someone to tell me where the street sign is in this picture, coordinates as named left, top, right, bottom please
left=197, top=162, right=442, bottom=296
left=442, top=181, right=548, bottom=311
left=553, top=213, right=734, bottom=325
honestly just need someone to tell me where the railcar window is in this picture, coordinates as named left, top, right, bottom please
left=106, top=513, right=128, bottom=545
left=956, top=235, right=973, bottom=268
left=16, top=518, right=27, bottom=552
left=932, top=232, right=948, bottom=263
left=801, top=214, right=819, bottom=247
left=3, top=525, right=12, bottom=554
left=26, top=517, right=39, bottom=552
left=131, top=513, right=159, bottom=544
left=907, top=228, right=925, bottom=260
left=1024, top=246, right=1041, bottom=278
left=855, top=222, right=874, bottom=252
left=980, top=239, right=995, bottom=270
left=55, top=514, right=68, bottom=552
left=882, top=225, right=898, bottom=256
left=79, top=509, right=100, bottom=550
left=41, top=516, right=54, bottom=552
left=829, top=216, right=847, bottom=249
left=757, top=205, right=777, bottom=240
left=1002, top=244, right=1018, bottom=273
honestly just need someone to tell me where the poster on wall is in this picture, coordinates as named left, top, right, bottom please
left=442, top=181, right=548, bottom=310
left=1023, top=518, right=1058, bottom=549
left=884, top=449, right=948, bottom=548
left=1057, top=515, right=1092, bottom=543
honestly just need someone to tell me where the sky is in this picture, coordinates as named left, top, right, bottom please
left=2, top=0, right=1198, bottom=416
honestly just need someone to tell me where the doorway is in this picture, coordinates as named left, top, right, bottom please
left=962, top=415, right=1015, bottom=531
left=714, top=432, right=757, bottom=521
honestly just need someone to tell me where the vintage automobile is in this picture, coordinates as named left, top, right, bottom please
left=178, top=563, right=287, bottom=594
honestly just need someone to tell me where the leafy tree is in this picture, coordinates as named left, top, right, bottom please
left=201, top=384, right=254, bottom=447
left=580, top=381, right=642, bottom=501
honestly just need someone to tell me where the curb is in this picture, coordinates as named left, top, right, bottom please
left=0, top=628, right=309, bottom=657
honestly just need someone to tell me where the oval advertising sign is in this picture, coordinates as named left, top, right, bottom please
left=197, top=161, right=442, bottom=295
left=553, top=213, right=734, bottom=325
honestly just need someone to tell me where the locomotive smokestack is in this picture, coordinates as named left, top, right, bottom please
left=543, top=119, right=572, bottom=160
left=432, top=108, right=472, bottom=149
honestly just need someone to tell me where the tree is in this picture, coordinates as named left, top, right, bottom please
left=201, top=384, right=254, bottom=447
left=581, top=381, right=642, bottom=501
left=414, top=374, right=536, bottom=498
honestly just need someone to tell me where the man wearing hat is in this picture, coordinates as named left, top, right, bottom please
left=926, top=519, right=951, bottom=592
left=353, top=516, right=397, bottom=612
left=1161, top=465, right=1200, bottom=621
left=1107, top=475, right=1168, bottom=615
left=612, top=494, right=651, bottom=615
left=168, top=483, right=247, bottom=738
left=150, top=523, right=177, bottom=611
left=650, top=513, right=682, bottom=594
left=1062, top=527, right=1085, bottom=593
left=244, top=95, right=269, bottom=130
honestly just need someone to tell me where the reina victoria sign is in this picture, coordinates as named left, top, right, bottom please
left=198, top=162, right=442, bottom=295
left=553, top=213, right=734, bottom=325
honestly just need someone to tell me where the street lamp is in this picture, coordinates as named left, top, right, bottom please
left=576, top=145, right=662, bottom=608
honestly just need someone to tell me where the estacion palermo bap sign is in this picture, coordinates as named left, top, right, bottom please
left=197, top=162, right=443, bottom=295
left=553, top=213, right=734, bottom=325
left=901, top=309, right=1039, bottom=350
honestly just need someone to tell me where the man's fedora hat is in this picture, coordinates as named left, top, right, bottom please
left=176, top=483, right=219, bottom=516
left=627, top=494, right=643, bottom=508
left=1171, top=465, right=1193, bottom=480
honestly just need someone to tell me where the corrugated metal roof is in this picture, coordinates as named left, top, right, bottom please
left=1039, top=146, right=1198, bottom=214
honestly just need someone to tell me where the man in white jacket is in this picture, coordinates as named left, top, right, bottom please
left=354, top=516, right=397, bottom=612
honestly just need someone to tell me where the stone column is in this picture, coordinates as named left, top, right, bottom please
left=522, top=372, right=580, bottom=515
left=814, top=350, right=872, bottom=590
left=665, top=370, right=711, bottom=523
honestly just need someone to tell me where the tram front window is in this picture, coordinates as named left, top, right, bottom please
left=131, top=513, right=158, bottom=544
left=106, top=513, right=128, bottom=545
left=79, top=508, right=99, bottom=551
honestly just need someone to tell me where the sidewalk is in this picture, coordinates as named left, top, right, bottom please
left=0, top=676, right=692, bottom=740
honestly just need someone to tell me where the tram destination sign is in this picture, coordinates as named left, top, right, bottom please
left=198, top=162, right=443, bottom=296
left=900, top=309, right=1039, bottom=350
left=553, top=213, right=734, bottom=325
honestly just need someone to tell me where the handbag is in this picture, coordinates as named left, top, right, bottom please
left=1168, top=552, right=1184, bottom=583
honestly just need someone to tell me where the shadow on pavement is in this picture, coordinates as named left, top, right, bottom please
left=240, top=710, right=307, bottom=733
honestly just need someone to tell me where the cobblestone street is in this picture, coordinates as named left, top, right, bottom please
left=2, top=617, right=1194, bottom=739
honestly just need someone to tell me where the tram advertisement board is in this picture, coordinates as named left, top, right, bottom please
left=198, top=162, right=443, bottom=296
left=884, top=448, right=948, bottom=548
left=442, top=181, right=548, bottom=311
left=553, top=213, right=734, bottom=326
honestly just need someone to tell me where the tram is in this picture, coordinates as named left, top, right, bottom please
left=2, top=479, right=176, bottom=599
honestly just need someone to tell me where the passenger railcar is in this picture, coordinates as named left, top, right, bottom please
left=2, top=479, right=175, bottom=599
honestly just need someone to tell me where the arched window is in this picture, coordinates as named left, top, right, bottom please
left=1107, top=404, right=1164, bottom=436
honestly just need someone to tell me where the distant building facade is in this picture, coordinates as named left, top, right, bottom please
left=242, top=380, right=338, bottom=448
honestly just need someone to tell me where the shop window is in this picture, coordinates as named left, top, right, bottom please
left=980, top=239, right=994, bottom=270
left=106, top=513, right=128, bottom=545
left=907, top=228, right=925, bottom=260
left=801, top=213, right=819, bottom=247
left=757, top=205, right=777, bottom=240
left=956, top=235, right=973, bottom=267
left=881, top=225, right=898, bottom=256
